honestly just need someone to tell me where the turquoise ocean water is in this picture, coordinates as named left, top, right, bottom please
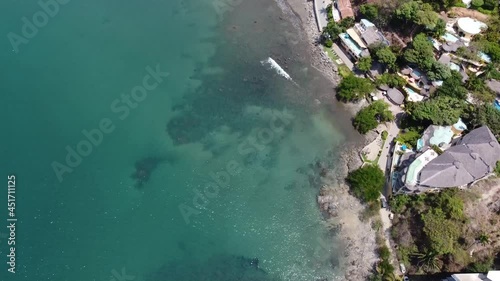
left=0, top=0, right=360, bottom=280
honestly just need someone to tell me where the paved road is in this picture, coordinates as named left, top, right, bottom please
left=378, top=121, right=399, bottom=173
left=313, top=0, right=331, bottom=31
left=332, top=43, right=354, bottom=70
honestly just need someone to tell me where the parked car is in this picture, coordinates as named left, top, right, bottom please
left=403, top=276, right=409, bottom=281
left=380, top=197, right=388, bottom=209
left=400, top=263, right=407, bottom=274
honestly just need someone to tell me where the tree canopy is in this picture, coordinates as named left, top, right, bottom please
left=346, top=165, right=385, bottom=203
left=375, top=47, right=398, bottom=70
left=376, top=73, right=407, bottom=88
left=358, top=56, right=373, bottom=72
left=360, top=4, right=379, bottom=21
left=395, top=1, right=439, bottom=29
left=337, top=75, right=375, bottom=102
left=406, top=96, right=467, bottom=125
left=404, top=33, right=435, bottom=68
left=422, top=208, right=460, bottom=255
left=353, top=100, right=394, bottom=134
left=470, top=104, right=500, bottom=139
left=435, top=71, right=467, bottom=99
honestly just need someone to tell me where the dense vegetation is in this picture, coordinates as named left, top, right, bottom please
left=353, top=100, right=394, bottom=134
left=336, top=74, right=375, bottom=102
left=346, top=165, right=385, bottom=203
left=389, top=189, right=498, bottom=274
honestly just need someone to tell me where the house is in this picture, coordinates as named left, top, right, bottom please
left=368, top=61, right=384, bottom=79
left=455, top=17, right=487, bottom=40
left=443, top=270, right=500, bottom=281
left=385, top=88, right=405, bottom=105
left=336, top=0, right=354, bottom=19
left=486, top=79, right=500, bottom=96
left=416, top=120, right=467, bottom=151
left=397, top=126, right=500, bottom=193
left=354, top=19, right=390, bottom=47
left=338, top=19, right=389, bottom=62
left=339, top=33, right=369, bottom=60
left=437, top=53, right=469, bottom=82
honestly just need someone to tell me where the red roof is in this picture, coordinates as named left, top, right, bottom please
left=337, top=0, right=354, bottom=19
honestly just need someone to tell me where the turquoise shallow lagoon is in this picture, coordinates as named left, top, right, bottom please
left=0, top=0, right=359, bottom=280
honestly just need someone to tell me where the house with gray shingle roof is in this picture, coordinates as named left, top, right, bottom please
left=397, top=126, right=500, bottom=193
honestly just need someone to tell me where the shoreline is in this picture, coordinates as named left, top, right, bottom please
left=282, top=0, right=380, bottom=280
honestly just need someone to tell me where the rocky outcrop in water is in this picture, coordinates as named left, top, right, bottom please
left=131, top=157, right=164, bottom=188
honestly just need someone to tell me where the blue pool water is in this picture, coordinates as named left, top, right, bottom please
left=340, top=33, right=362, bottom=56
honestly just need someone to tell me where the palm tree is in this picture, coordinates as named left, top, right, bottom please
left=478, top=233, right=490, bottom=246
left=413, top=249, right=440, bottom=272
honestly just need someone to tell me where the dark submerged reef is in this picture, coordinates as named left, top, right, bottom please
left=131, top=157, right=165, bottom=188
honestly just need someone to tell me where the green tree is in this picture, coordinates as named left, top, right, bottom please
left=323, top=22, right=342, bottom=41
left=353, top=100, right=394, bottom=134
left=376, top=73, right=407, bottom=88
left=482, top=41, right=500, bottom=62
left=413, top=249, right=440, bottom=272
left=396, top=1, right=438, bottom=29
left=404, top=33, right=435, bottom=68
left=337, top=75, right=375, bottom=102
left=430, top=19, right=446, bottom=37
left=358, top=56, right=373, bottom=72
left=375, top=47, right=398, bottom=70
left=435, top=71, right=467, bottom=99
left=422, top=208, right=460, bottom=255
left=472, top=0, right=484, bottom=7
left=407, top=96, right=466, bottom=125
left=426, top=61, right=451, bottom=81
left=346, top=165, right=385, bottom=202
left=470, top=104, right=500, bottom=139
left=483, top=0, right=497, bottom=9
left=395, top=1, right=420, bottom=24
left=416, top=8, right=439, bottom=29
left=360, top=4, right=379, bottom=21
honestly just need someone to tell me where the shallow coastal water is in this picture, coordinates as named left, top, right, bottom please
left=1, top=0, right=359, bottom=280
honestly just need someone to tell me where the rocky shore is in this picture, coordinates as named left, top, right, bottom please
left=280, top=1, right=380, bottom=280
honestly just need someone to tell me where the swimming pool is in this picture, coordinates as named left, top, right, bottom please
left=494, top=100, right=500, bottom=111
left=450, top=62, right=460, bottom=71
left=404, top=86, right=425, bottom=102
left=442, top=32, right=459, bottom=43
left=339, top=33, right=362, bottom=56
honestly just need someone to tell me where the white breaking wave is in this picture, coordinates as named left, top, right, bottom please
left=261, top=57, right=293, bottom=81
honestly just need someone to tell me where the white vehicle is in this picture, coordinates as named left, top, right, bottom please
left=403, top=276, right=409, bottom=281
left=400, top=263, right=407, bottom=274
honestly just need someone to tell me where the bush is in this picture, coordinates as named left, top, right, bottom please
left=472, top=0, right=484, bottom=7
left=381, top=130, right=388, bottom=140
left=431, top=144, right=444, bottom=155
left=395, top=130, right=421, bottom=148
left=390, top=195, right=411, bottom=213
left=378, top=245, right=391, bottom=260
left=325, top=38, right=333, bottom=48
left=346, top=165, right=385, bottom=203
left=495, top=161, right=500, bottom=176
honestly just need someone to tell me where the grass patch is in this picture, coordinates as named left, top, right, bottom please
left=323, top=46, right=338, bottom=61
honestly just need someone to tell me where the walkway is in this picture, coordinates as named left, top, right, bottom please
left=379, top=206, right=402, bottom=275
left=313, top=0, right=331, bottom=32
left=332, top=43, right=354, bottom=70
